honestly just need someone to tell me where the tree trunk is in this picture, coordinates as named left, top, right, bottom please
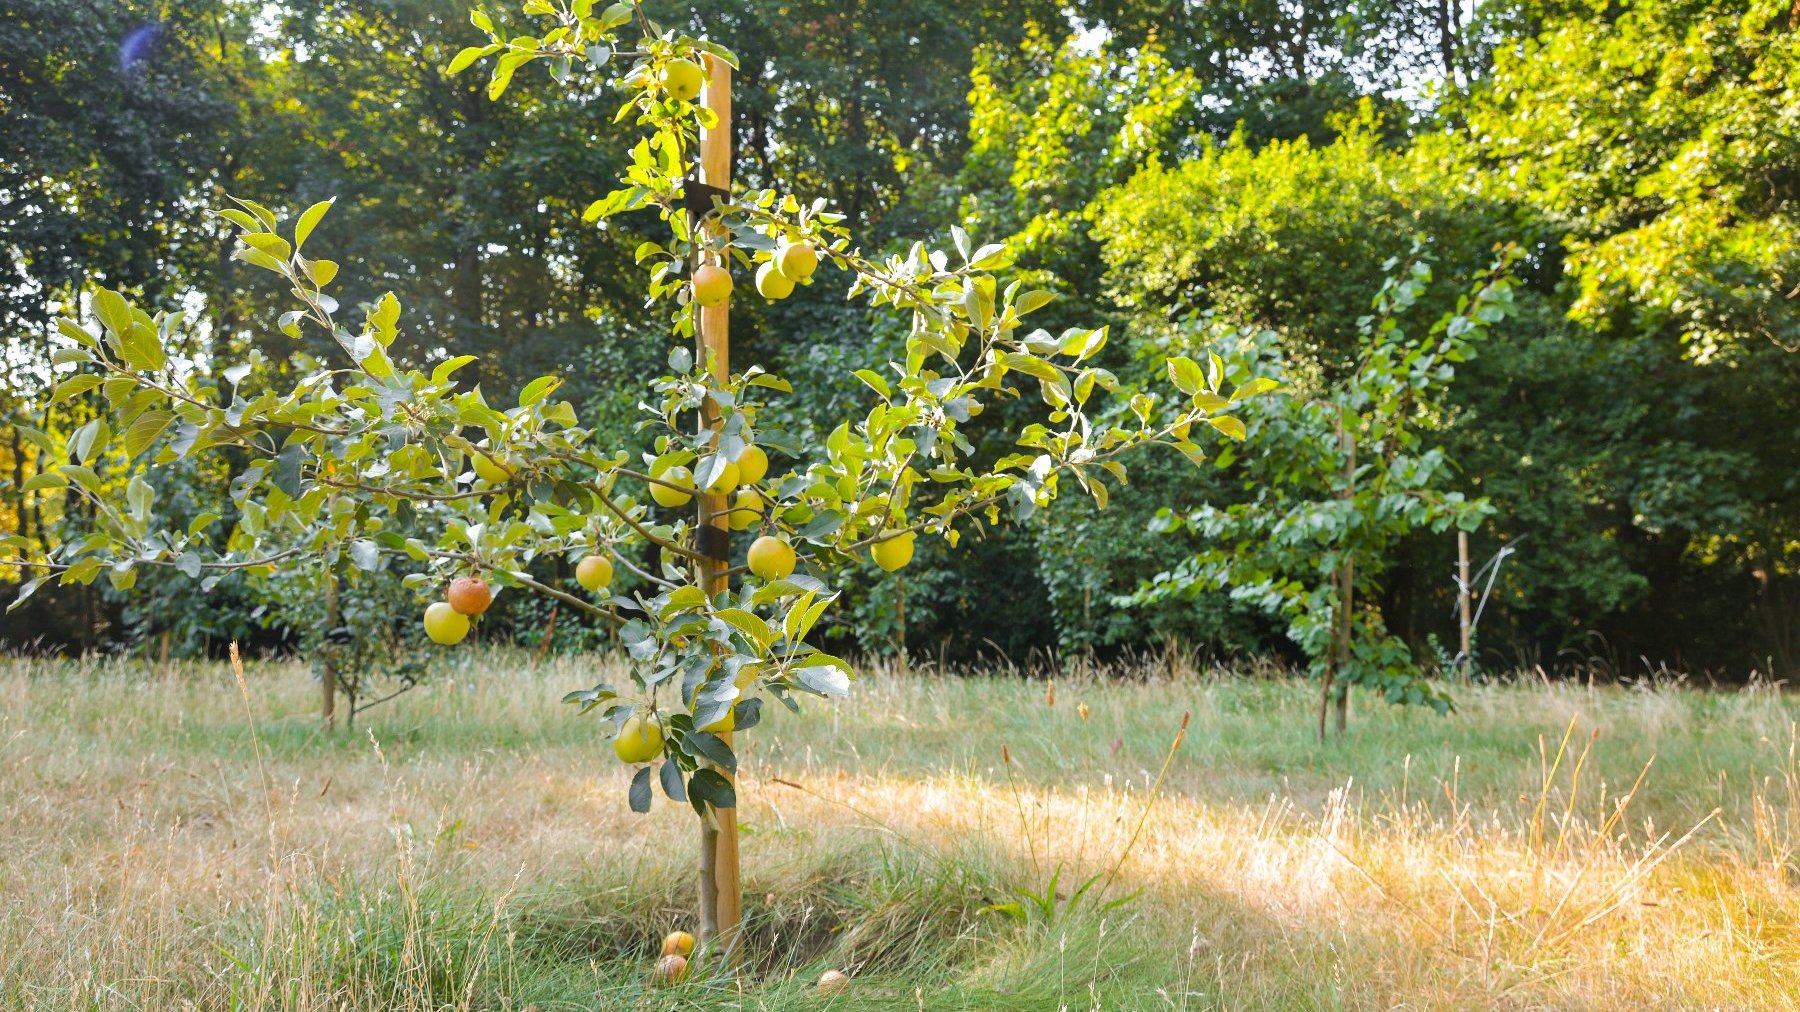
left=1335, top=557, right=1354, bottom=737
left=1434, top=0, right=1456, bottom=82
left=1322, top=410, right=1357, bottom=741
left=1317, top=655, right=1334, bottom=745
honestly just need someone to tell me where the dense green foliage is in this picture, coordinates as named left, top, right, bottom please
left=5, top=0, right=1261, bottom=831
left=3, top=0, right=1796, bottom=684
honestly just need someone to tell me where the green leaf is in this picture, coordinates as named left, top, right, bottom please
left=309, top=259, right=339, bottom=287
left=431, top=355, right=478, bottom=385
left=92, top=289, right=131, bottom=337
left=968, top=242, right=1009, bottom=269
left=273, top=443, right=305, bottom=498
left=446, top=45, right=490, bottom=75
left=52, top=375, right=102, bottom=403
left=350, top=539, right=381, bottom=571
left=293, top=199, right=335, bottom=251
left=235, top=247, right=286, bottom=274
left=600, top=2, right=634, bottom=28
left=659, top=760, right=687, bottom=802
left=57, top=318, right=98, bottom=348
left=627, top=765, right=653, bottom=812
left=1233, top=376, right=1280, bottom=400
left=1207, top=415, right=1247, bottom=441
left=852, top=369, right=891, bottom=399
left=228, top=196, right=277, bottom=229
left=120, top=322, right=166, bottom=372
left=126, top=475, right=154, bottom=518
left=792, top=657, right=851, bottom=695
left=107, top=563, right=138, bottom=591
left=59, top=464, right=101, bottom=492
left=1015, top=289, right=1055, bottom=316
left=240, top=232, right=292, bottom=260
left=1000, top=352, right=1063, bottom=384
left=686, top=730, right=736, bottom=773
left=716, top=608, right=775, bottom=652
left=488, top=50, right=528, bottom=100
left=687, top=768, right=736, bottom=810
left=367, top=292, right=400, bottom=347
left=123, top=410, right=174, bottom=458
left=518, top=375, right=560, bottom=408
left=1166, top=356, right=1204, bottom=395
left=19, top=472, right=67, bottom=494
left=214, top=208, right=261, bottom=232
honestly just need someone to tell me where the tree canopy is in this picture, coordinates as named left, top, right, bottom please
left=3, top=0, right=1796, bottom=680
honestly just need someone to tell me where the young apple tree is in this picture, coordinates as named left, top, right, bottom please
left=1130, top=244, right=1518, bottom=742
left=6, top=0, right=1265, bottom=952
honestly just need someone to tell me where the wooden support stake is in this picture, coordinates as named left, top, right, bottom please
left=1457, top=529, right=1472, bottom=673
left=693, top=53, right=743, bottom=957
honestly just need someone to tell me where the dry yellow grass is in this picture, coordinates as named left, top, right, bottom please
left=1, top=651, right=1797, bottom=1009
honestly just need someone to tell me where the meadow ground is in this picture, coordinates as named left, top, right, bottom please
left=2, top=651, right=1798, bottom=1011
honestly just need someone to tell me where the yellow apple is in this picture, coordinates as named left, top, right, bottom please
left=650, top=464, right=695, bottom=508
left=755, top=261, right=795, bottom=300
left=654, top=953, right=689, bottom=985
left=471, top=445, right=510, bottom=483
left=735, top=445, right=768, bottom=484
left=871, top=531, right=916, bottom=572
left=727, top=489, right=764, bottom=531
left=660, top=58, right=704, bottom=102
left=661, top=931, right=695, bottom=957
left=576, top=555, right=613, bottom=592
left=423, top=602, right=470, bottom=645
left=776, top=242, right=819, bottom=281
left=614, top=715, right=664, bottom=763
left=691, top=263, right=731, bottom=307
left=747, top=535, right=796, bottom=581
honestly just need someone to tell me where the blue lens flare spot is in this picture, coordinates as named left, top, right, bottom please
left=119, top=22, right=165, bottom=74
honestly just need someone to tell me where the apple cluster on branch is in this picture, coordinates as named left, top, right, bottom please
left=8, top=0, right=1269, bottom=817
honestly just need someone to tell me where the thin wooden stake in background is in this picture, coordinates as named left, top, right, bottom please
left=1458, top=529, right=1472, bottom=672
left=694, top=52, right=743, bottom=956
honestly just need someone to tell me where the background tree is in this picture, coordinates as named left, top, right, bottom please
left=1131, top=247, right=1517, bottom=739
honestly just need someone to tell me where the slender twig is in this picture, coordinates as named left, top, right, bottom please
left=582, top=480, right=707, bottom=562
left=320, top=478, right=510, bottom=503
left=510, top=572, right=625, bottom=626
left=352, top=680, right=421, bottom=715
left=610, top=548, right=679, bottom=590
left=4, top=545, right=308, bottom=575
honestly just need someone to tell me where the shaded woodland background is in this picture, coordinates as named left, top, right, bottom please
left=3, top=0, right=1796, bottom=678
